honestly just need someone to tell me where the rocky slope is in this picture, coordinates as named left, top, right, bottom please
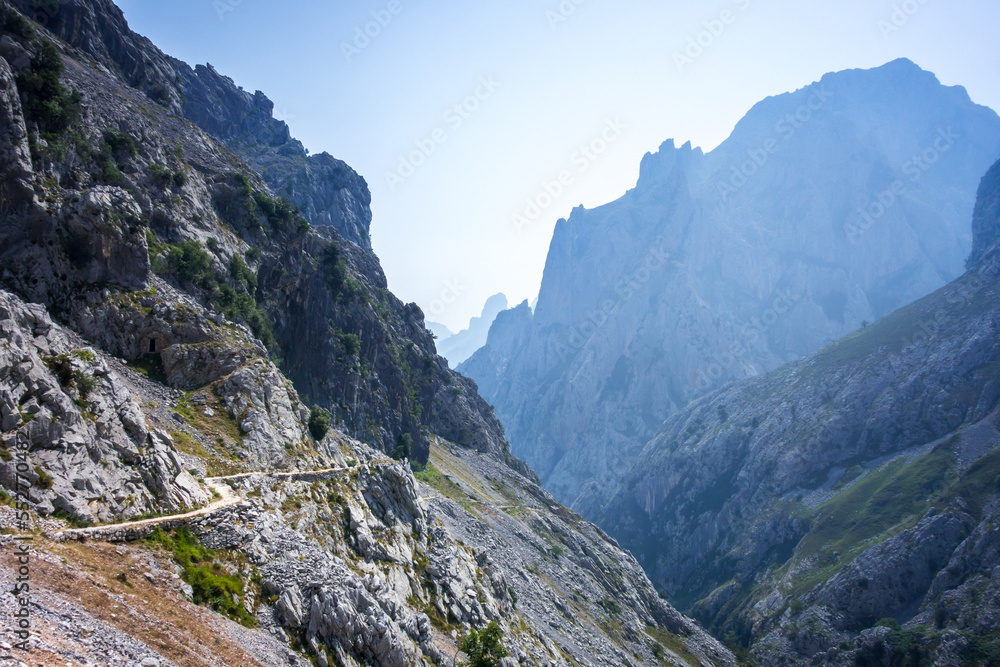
left=0, top=1, right=732, bottom=664
left=597, top=159, right=1000, bottom=665
left=460, top=59, right=1000, bottom=514
left=1, top=0, right=511, bottom=466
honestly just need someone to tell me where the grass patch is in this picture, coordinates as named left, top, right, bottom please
left=169, top=430, right=243, bottom=477
left=146, top=527, right=257, bottom=627
left=414, top=462, right=471, bottom=506
left=645, top=625, right=701, bottom=666
left=175, top=392, right=244, bottom=446
left=783, top=444, right=956, bottom=598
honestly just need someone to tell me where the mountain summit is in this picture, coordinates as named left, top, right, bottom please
left=461, top=58, right=1000, bottom=514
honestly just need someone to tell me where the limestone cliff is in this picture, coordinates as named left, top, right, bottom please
left=597, top=159, right=1000, bottom=665
left=0, top=2, right=731, bottom=664
left=461, top=60, right=1000, bottom=515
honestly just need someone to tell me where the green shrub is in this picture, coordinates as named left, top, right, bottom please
left=459, top=621, right=508, bottom=667
left=229, top=255, right=257, bottom=294
left=875, top=618, right=902, bottom=631
left=168, top=240, right=213, bottom=284
left=392, top=433, right=412, bottom=461
left=102, top=129, right=136, bottom=158
left=1, top=7, right=35, bottom=39
left=34, top=466, right=53, bottom=490
left=148, top=162, right=173, bottom=187
left=43, top=353, right=74, bottom=386
left=16, top=39, right=82, bottom=138
left=147, top=528, right=255, bottom=626
left=598, top=597, right=623, bottom=616
left=72, top=370, right=96, bottom=400
left=251, top=191, right=302, bottom=234
left=98, top=156, right=124, bottom=185
left=308, top=406, right=331, bottom=441
left=322, top=241, right=347, bottom=295
left=339, top=332, right=361, bottom=357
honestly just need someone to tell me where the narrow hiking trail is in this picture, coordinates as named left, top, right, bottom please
left=56, top=467, right=349, bottom=537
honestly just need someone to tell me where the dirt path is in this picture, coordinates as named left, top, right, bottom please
left=60, top=468, right=348, bottom=536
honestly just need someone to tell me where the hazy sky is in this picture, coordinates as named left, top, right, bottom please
left=115, top=0, right=1000, bottom=331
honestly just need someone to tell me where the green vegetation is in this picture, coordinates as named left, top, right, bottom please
left=93, top=129, right=137, bottom=185
left=459, top=621, right=508, bottom=667
left=308, top=406, right=331, bottom=441
left=645, top=626, right=702, bottom=667
left=41, top=353, right=96, bottom=404
left=16, top=38, right=82, bottom=138
left=964, top=634, right=1000, bottom=667
left=147, top=234, right=274, bottom=348
left=146, top=527, right=257, bottom=626
left=707, top=441, right=1000, bottom=653
left=785, top=443, right=958, bottom=599
left=322, top=241, right=348, bottom=296
left=338, top=332, right=361, bottom=357
left=34, top=466, right=53, bottom=490
left=168, top=428, right=242, bottom=478
left=1, top=6, right=35, bottom=39
left=598, top=597, right=622, bottom=616
left=414, top=462, right=468, bottom=504
left=148, top=162, right=186, bottom=190
left=392, top=433, right=412, bottom=461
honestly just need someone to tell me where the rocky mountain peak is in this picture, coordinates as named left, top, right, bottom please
left=463, top=58, right=1000, bottom=515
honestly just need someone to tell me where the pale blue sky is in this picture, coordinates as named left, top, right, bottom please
left=116, top=0, right=1000, bottom=330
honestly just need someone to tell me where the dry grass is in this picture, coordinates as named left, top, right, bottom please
left=30, top=539, right=275, bottom=667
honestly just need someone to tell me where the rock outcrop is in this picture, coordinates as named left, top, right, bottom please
left=0, top=2, right=732, bottom=664
left=596, top=159, right=1000, bottom=664
left=461, top=60, right=1000, bottom=515
left=0, top=0, right=507, bottom=465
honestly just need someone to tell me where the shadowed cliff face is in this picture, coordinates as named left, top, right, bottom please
left=7, top=0, right=374, bottom=250
left=0, top=0, right=510, bottom=467
left=0, top=3, right=742, bottom=664
left=595, top=159, right=1000, bottom=664
left=461, top=59, right=1000, bottom=515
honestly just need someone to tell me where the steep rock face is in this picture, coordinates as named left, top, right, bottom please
left=596, top=159, right=1000, bottom=664
left=0, top=0, right=508, bottom=464
left=0, top=7, right=734, bottom=665
left=460, top=300, right=533, bottom=401
left=461, top=60, right=1000, bottom=513
left=969, top=158, right=1000, bottom=272
left=8, top=0, right=186, bottom=112
left=187, top=437, right=737, bottom=666
left=0, top=288, right=210, bottom=522
left=7, top=0, right=373, bottom=249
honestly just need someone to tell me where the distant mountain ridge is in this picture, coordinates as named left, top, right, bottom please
left=597, top=157, right=1000, bottom=664
left=460, top=58, right=1000, bottom=515
left=433, top=293, right=508, bottom=367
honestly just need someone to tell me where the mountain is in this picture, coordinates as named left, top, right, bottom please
left=460, top=59, right=1000, bottom=515
left=597, top=158, right=1000, bottom=664
left=0, top=1, right=733, bottom=664
left=425, top=321, right=454, bottom=341
left=435, top=293, right=508, bottom=367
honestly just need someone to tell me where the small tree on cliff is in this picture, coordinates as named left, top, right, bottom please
left=459, top=621, right=508, bottom=667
